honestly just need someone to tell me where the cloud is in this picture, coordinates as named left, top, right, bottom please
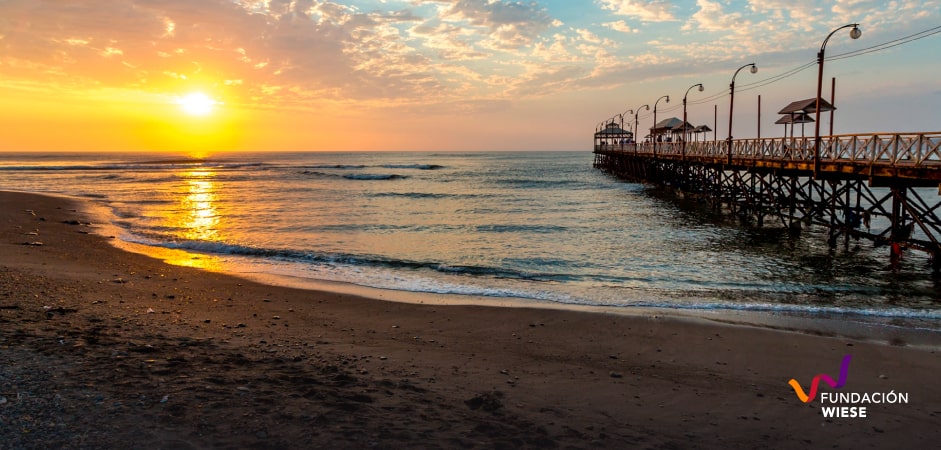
left=1, top=0, right=936, bottom=118
left=408, top=21, right=487, bottom=61
left=0, top=0, right=576, bottom=111
left=505, top=63, right=589, bottom=97
left=747, top=0, right=821, bottom=28
left=598, top=0, right=678, bottom=22
left=603, top=20, right=638, bottom=33
left=420, top=0, right=561, bottom=51
left=684, top=0, right=747, bottom=33
left=529, top=30, right=616, bottom=65
left=0, top=0, right=450, bottom=107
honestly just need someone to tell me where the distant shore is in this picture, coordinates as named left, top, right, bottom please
left=1, top=190, right=939, bottom=449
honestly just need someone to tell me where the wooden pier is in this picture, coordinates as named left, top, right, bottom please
left=593, top=131, right=941, bottom=265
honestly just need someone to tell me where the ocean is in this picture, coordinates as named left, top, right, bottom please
left=2, top=151, right=939, bottom=329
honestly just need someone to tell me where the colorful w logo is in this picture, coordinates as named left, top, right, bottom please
left=788, top=354, right=852, bottom=403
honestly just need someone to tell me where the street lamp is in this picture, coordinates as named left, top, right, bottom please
left=619, top=109, right=633, bottom=149
left=653, top=95, right=669, bottom=156
left=683, top=83, right=704, bottom=160
left=634, top=104, right=649, bottom=149
left=814, top=23, right=861, bottom=175
left=597, top=120, right=608, bottom=149
left=727, top=63, right=757, bottom=165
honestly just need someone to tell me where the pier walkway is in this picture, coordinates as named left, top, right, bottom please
left=593, top=132, right=941, bottom=264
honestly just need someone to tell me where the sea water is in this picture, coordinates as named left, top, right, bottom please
left=2, top=151, right=939, bottom=329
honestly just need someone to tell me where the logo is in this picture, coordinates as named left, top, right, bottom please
left=787, top=353, right=909, bottom=418
left=787, top=354, right=852, bottom=403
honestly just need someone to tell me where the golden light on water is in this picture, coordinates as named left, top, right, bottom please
left=175, top=170, right=220, bottom=242
left=101, top=167, right=228, bottom=271
left=146, top=169, right=225, bottom=270
left=150, top=246, right=225, bottom=271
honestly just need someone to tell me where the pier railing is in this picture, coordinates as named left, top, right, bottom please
left=595, top=132, right=941, bottom=169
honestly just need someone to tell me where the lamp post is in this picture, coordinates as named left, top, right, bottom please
left=595, top=121, right=600, bottom=149
left=727, top=63, right=757, bottom=165
left=619, top=109, right=633, bottom=149
left=634, top=104, right=649, bottom=151
left=683, top=83, right=704, bottom=161
left=607, top=115, right=618, bottom=147
left=653, top=95, right=669, bottom=156
left=597, top=120, right=608, bottom=149
left=814, top=23, right=861, bottom=175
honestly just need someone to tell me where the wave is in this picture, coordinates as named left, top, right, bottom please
left=494, top=178, right=590, bottom=189
left=563, top=298, right=941, bottom=320
left=299, top=171, right=342, bottom=178
left=344, top=173, right=408, bottom=180
left=371, top=192, right=486, bottom=200
left=296, top=223, right=413, bottom=233
left=381, top=164, right=444, bottom=170
left=302, top=164, right=367, bottom=170
left=299, top=171, right=408, bottom=181
left=475, top=224, right=568, bottom=234
left=298, top=163, right=442, bottom=171
left=94, top=174, right=124, bottom=180
left=121, top=236, right=568, bottom=282
left=0, top=161, right=266, bottom=172
left=113, top=232, right=941, bottom=322
left=0, top=164, right=109, bottom=171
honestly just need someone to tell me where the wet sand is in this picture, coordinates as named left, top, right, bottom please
left=1, top=191, right=939, bottom=449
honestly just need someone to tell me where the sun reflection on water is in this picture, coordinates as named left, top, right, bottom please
left=145, top=244, right=226, bottom=272
left=149, top=169, right=226, bottom=270
left=177, top=170, right=219, bottom=242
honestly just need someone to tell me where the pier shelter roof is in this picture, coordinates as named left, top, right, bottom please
left=778, top=98, right=836, bottom=114
left=651, top=117, right=686, bottom=133
left=774, top=112, right=815, bottom=124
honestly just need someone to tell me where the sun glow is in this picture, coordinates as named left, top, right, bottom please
left=177, top=92, right=217, bottom=116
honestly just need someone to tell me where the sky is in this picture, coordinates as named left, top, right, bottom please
left=0, top=0, right=938, bottom=153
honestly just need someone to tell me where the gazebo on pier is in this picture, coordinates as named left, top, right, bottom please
left=692, top=124, right=712, bottom=142
left=650, top=117, right=708, bottom=143
left=775, top=112, right=815, bottom=139
left=594, top=121, right=634, bottom=149
left=650, top=117, right=685, bottom=142
left=777, top=98, right=836, bottom=115
left=777, top=97, right=835, bottom=140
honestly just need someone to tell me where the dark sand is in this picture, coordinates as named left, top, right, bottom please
left=1, top=191, right=939, bottom=449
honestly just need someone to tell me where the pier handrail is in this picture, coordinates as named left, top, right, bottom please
left=595, top=132, right=941, bottom=167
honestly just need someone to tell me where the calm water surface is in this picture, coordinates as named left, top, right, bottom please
left=2, top=151, right=939, bottom=328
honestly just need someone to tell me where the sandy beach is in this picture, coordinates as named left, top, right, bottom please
left=1, top=190, right=939, bottom=449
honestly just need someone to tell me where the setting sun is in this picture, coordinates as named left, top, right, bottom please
left=177, top=92, right=217, bottom=116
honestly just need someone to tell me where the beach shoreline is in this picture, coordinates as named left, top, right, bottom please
left=91, top=190, right=941, bottom=350
left=1, top=190, right=939, bottom=449
left=58, top=184, right=939, bottom=349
